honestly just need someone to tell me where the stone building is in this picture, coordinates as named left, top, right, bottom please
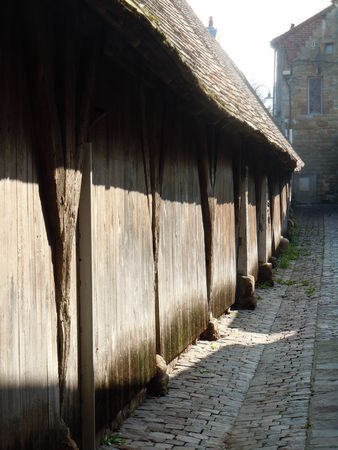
left=271, top=0, right=338, bottom=203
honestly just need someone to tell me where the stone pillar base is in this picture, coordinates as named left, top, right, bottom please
left=200, top=318, right=220, bottom=341
left=58, top=421, right=79, bottom=450
left=236, top=274, right=257, bottom=310
left=280, top=236, right=290, bottom=252
left=148, top=354, right=169, bottom=396
left=258, top=262, right=273, bottom=284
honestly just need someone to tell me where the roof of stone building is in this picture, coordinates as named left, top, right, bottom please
left=90, top=0, right=303, bottom=170
left=271, top=2, right=335, bottom=63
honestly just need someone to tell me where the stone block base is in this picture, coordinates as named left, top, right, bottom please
left=279, top=236, right=290, bottom=252
left=259, top=262, right=273, bottom=283
left=200, top=318, right=220, bottom=341
left=148, top=354, right=169, bottom=396
left=236, top=274, right=257, bottom=310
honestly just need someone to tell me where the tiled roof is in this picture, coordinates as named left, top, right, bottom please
left=93, top=0, right=303, bottom=169
left=271, top=3, right=334, bottom=65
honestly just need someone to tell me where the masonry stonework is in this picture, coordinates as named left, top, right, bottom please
left=272, top=1, right=338, bottom=203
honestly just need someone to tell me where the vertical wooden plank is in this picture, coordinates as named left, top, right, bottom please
left=0, top=88, right=60, bottom=450
left=257, top=170, right=274, bottom=281
left=4, top=39, right=21, bottom=448
left=0, top=20, right=60, bottom=447
left=286, top=179, right=290, bottom=213
left=238, top=164, right=249, bottom=276
left=78, top=144, right=95, bottom=450
left=41, top=172, right=60, bottom=445
left=271, top=175, right=282, bottom=254
left=288, top=177, right=292, bottom=208
left=0, top=136, right=8, bottom=450
left=0, top=16, right=8, bottom=446
left=237, top=159, right=258, bottom=281
left=17, top=99, right=34, bottom=445
left=157, top=111, right=208, bottom=363
left=29, top=75, right=59, bottom=450
left=91, top=75, right=156, bottom=434
left=280, top=177, right=288, bottom=235
left=0, top=107, right=19, bottom=450
left=267, top=179, right=272, bottom=261
left=247, top=167, right=258, bottom=280
left=209, top=137, right=236, bottom=317
left=258, top=175, right=270, bottom=264
left=196, top=123, right=213, bottom=315
left=59, top=239, right=80, bottom=437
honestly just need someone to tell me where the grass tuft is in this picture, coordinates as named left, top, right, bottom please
left=102, top=433, right=125, bottom=447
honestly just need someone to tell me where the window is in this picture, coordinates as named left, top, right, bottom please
left=325, top=43, right=333, bottom=55
left=299, top=177, right=310, bottom=192
left=308, top=77, right=323, bottom=115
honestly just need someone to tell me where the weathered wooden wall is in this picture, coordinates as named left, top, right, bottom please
left=157, top=109, right=208, bottom=363
left=90, top=78, right=156, bottom=432
left=199, top=130, right=236, bottom=318
left=237, top=159, right=258, bottom=280
left=0, top=27, right=60, bottom=449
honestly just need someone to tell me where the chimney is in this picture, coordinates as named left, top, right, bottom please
left=207, top=16, right=217, bottom=39
left=290, top=23, right=295, bottom=29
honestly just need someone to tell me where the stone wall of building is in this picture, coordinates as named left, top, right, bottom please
left=273, top=3, right=338, bottom=203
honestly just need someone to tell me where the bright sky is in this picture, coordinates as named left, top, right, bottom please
left=187, top=0, right=331, bottom=100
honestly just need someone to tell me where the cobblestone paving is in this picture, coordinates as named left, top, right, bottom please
left=226, top=209, right=324, bottom=450
left=306, top=209, right=338, bottom=450
left=101, top=207, right=338, bottom=450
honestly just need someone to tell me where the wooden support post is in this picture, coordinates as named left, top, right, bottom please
left=280, top=177, right=288, bottom=236
left=238, top=164, right=249, bottom=277
left=286, top=176, right=295, bottom=239
left=258, top=175, right=270, bottom=264
left=237, top=164, right=256, bottom=309
left=258, top=175, right=273, bottom=282
left=271, top=176, right=282, bottom=255
left=78, top=144, right=95, bottom=450
left=247, top=167, right=259, bottom=280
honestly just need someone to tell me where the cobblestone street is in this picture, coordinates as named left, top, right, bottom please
left=102, top=206, right=338, bottom=450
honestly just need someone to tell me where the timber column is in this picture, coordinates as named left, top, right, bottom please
left=237, top=164, right=257, bottom=309
left=257, top=174, right=273, bottom=282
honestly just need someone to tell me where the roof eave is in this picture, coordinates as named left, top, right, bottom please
left=87, top=0, right=303, bottom=171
